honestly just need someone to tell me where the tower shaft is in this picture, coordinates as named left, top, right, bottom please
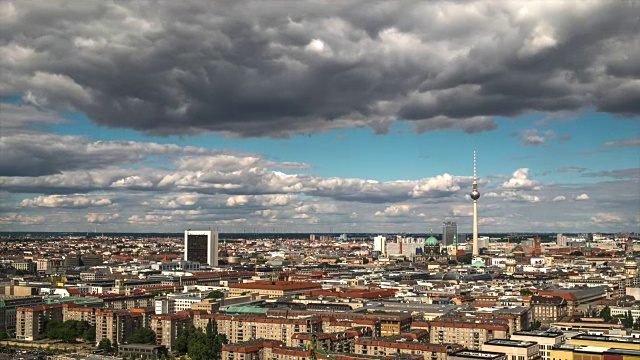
left=470, top=151, right=480, bottom=257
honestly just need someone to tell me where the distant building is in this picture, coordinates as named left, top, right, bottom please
left=530, top=295, right=567, bottom=323
left=228, top=281, right=322, bottom=298
left=184, top=230, right=219, bottom=267
left=443, top=221, right=458, bottom=246
left=374, top=236, right=386, bottom=255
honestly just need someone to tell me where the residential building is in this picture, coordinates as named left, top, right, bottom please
left=95, top=309, right=143, bottom=346
left=427, top=319, right=509, bottom=350
left=150, top=314, right=191, bottom=350
left=15, top=304, right=64, bottom=341
left=0, top=295, right=44, bottom=335
left=355, top=338, right=462, bottom=360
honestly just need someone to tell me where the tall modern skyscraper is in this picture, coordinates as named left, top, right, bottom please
left=470, top=151, right=480, bottom=256
left=184, top=230, right=219, bottom=266
left=442, top=221, right=458, bottom=246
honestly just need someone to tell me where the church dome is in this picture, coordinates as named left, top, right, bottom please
left=425, top=236, right=439, bottom=247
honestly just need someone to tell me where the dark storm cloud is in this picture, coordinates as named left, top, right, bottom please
left=1, top=1, right=638, bottom=137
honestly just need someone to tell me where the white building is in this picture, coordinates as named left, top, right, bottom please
left=374, top=236, right=386, bottom=255
left=184, top=230, right=219, bottom=267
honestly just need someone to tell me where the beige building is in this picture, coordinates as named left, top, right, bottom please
left=96, top=309, right=143, bottom=346
left=228, top=281, right=322, bottom=298
left=62, top=304, right=98, bottom=326
left=202, top=314, right=322, bottom=346
left=150, top=314, right=190, bottom=350
left=449, top=350, right=507, bottom=360
left=530, top=295, right=568, bottom=323
left=428, top=319, right=509, bottom=351
left=354, top=338, right=462, bottom=360
left=15, top=304, right=64, bottom=341
left=510, top=330, right=565, bottom=360
left=481, top=339, right=540, bottom=360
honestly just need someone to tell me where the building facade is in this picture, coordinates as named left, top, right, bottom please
left=185, top=230, right=219, bottom=267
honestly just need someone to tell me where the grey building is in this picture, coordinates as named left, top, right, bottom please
left=443, top=221, right=458, bottom=246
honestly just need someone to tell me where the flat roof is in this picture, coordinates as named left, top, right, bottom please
left=571, top=334, right=640, bottom=344
left=450, top=350, right=506, bottom=359
left=512, top=330, right=564, bottom=338
left=485, top=339, right=537, bottom=348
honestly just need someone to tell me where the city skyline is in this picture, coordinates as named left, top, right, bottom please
left=1, top=1, right=639, bottom=233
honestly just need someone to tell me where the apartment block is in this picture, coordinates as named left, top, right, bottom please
left=62, top=304, right=98, bottom=326
left=354, top=338, right=462, bottom=360
left=427, top=319, right=509, bottom=350
left=203, top=314, right=323, bottom=346
left=95, top=309, right=143, bottom=346
left=0, top=295, right=44, bottom=335
left=267, top=309, right=411, bottom=337
left=150, top=314, right=191, bottom=350
left=15, top=304, right=64, bottom=341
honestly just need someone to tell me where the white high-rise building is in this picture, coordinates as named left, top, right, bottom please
left=184, top=230, right=219, bottom=266
left=373, top=235, right=386, bottom=255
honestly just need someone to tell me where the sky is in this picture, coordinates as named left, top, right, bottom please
left=0, top=1, right=638, bottom=234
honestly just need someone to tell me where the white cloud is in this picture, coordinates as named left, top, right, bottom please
left=502, top=168, right=541, bottom=190
left=590, top=213, right=623, bottom=223
left=375, top=204, right=414, bottom=217
left=575, top=193, right=590, bottom=200
left=87, top=213, right=120, bottom=223
left=21, top=194, right=112, bottom=208
left=410, top=174, right=461, bottom=197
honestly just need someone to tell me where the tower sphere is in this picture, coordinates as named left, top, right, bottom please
left=470, top=190, right=480, bottom=200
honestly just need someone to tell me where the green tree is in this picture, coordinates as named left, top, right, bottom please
left=127, top=327, right=157, bottom=344
left=0, top=330, right=9, bottom=339
left=624, top=310, right=634, bottom=328
left=458, top=253, right=472, bottom=264
left=600, top=305, right=612, bottom=321
left=634, top=316, right=640, bottom=330
left=206, top=290, right=225, bottom=299
left=362, top=258, right=370, bottom=265
left=97, top=338, right=113, bottom=353
left=569, top=251, right=584, bottom=256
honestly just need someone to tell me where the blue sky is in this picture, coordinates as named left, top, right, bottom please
left=49, top=110, right=637, bottom=183
left=0, top=1, right=638, bottom=233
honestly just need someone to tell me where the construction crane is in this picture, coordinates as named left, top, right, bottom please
left=304, top=335, right=338, bottom=360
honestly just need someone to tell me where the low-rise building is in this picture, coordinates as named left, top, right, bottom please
left=449, top=350, right=507, bottom=360
left=531, top=295, right=568, bottom=323
left=228, top=281, right=322, bottom=298
left=481, top=339, right=540, bottom=360
left=510, top=330, right=566, bottom=360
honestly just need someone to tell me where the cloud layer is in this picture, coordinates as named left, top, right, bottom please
left=1, top=1, right=639, bottom=137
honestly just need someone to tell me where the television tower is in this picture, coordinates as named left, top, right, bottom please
left=470, top=151, right=480, bottom=256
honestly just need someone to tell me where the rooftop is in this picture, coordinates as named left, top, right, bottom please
left=484, top=339, right=537, bottom=348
